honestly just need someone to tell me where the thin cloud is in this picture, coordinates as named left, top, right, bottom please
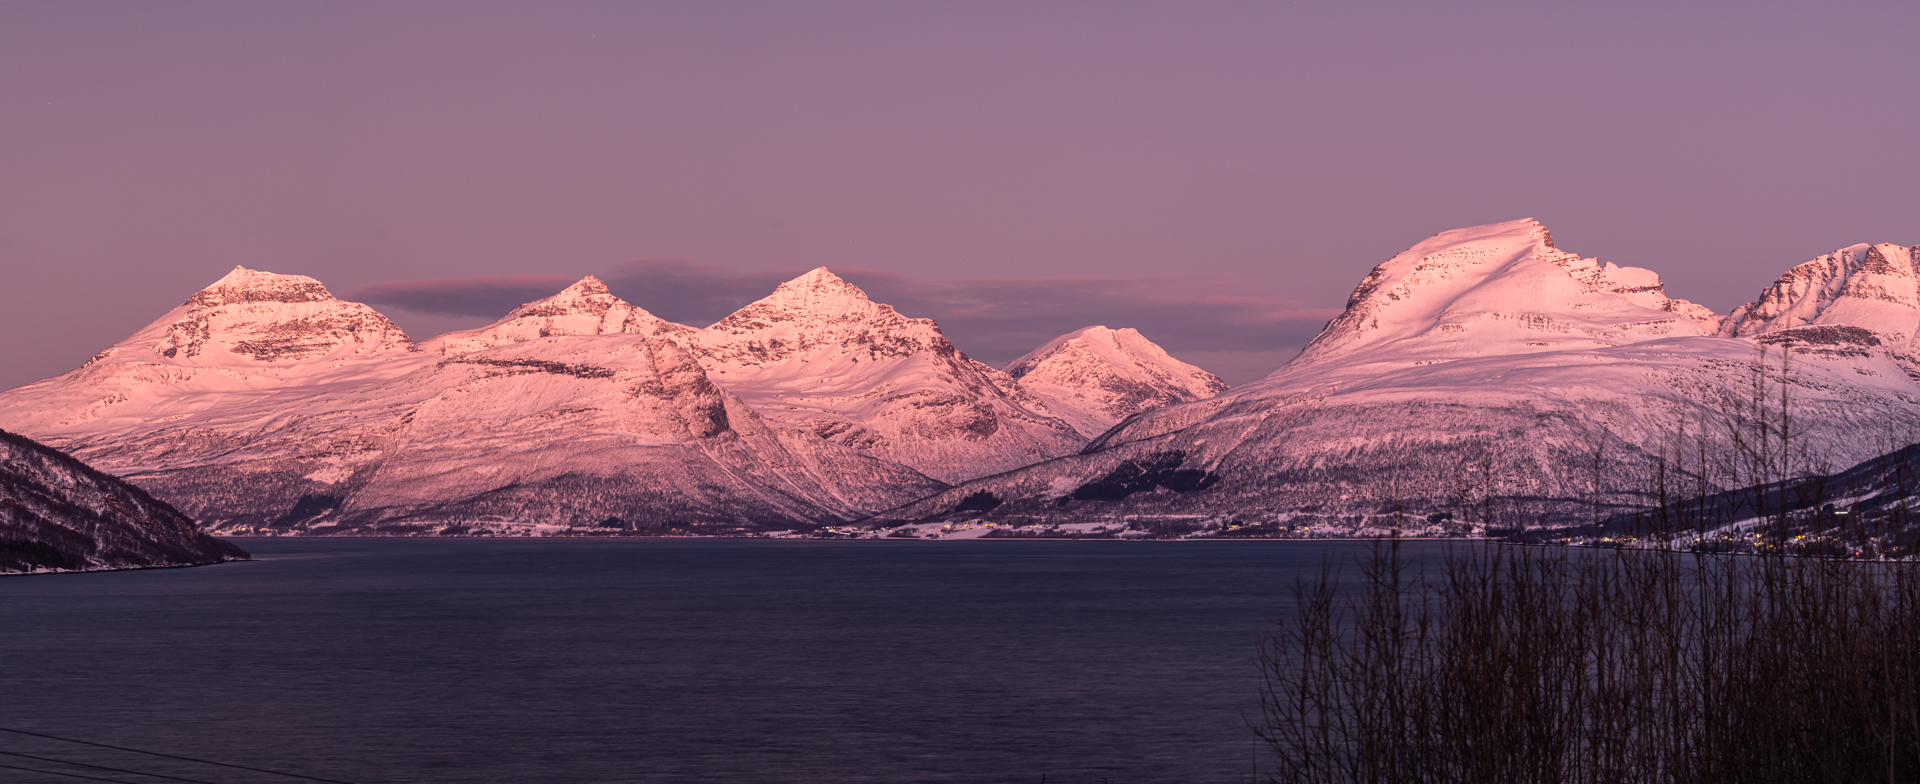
left=351, top=260, right=1340, bottom=383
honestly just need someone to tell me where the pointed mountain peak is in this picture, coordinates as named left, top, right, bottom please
left=559, top=274, right=610, bottom=295
left=1720, top=242, right=1920, bottom=343
left=510, top=275, right=631, bottom=318
left=1007, top=325, right=1226, bottom=437
left=419, top=276, right=681, bottom=357
left=760, top=267, right=872, bottom=308
left=211, top=265, right=262, bottom=284
left=707, top=268, right=884, bottom=332
left=126, top=268, right=416, bottom=364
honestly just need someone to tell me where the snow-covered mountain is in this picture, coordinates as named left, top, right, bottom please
left=0, top=428, right=245, bottom=573
left=26, top=223, right=1914, bottom=538
left=0, top=266, right=437, bottom=444
left=0, top=270, right=944, bottom=533
left=420, top=275, right=695, bottom=356
left=1004, top=326, right=1226, bottom=438
left=688, top=268, right=1086, bottom=483
left=1719, top=243, right=1920, bottom=369
left=882, top=219, right=1920, bottom=530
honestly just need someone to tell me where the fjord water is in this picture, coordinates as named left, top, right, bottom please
left=0, top=538, right=1391, bottom=783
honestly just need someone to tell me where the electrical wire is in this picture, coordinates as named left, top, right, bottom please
left=0, top=749, right=226, bottom=784
left=0, top=727, right=360, bottom=784
left=0, top=760, right=151, bottom=784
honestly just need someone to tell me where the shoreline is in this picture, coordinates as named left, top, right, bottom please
left=0, top=556, right=252, bottom=579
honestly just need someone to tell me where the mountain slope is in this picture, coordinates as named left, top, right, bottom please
left=1, top=428, right=245, bottom=573
left=880, top=220, right=1920, bottom=529
left=1005, top=326, right=1226, bottom=438
left=690, top=268, right=1085, bottom=483
left=0, top=266, right=435, bottom=439
left=419, top=275, right=696, bottom=356
left=1720, top=243, right=1920, bottom=369
left=0, top=271, right=943, bottom=533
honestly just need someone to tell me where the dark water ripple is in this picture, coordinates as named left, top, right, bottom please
left=0, top=538, right=1405, bottom=784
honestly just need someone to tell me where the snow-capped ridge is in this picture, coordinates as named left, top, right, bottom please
left=184, top=265, right=338, bottom=307
left=420, top=274, right=691, bottom=357
left=1719, top=243, right=1920, bottom=354
left=705, top=267, right=890, bottom=334
left=1284, top=217, right=1715, bottom=376
left=691, top=267, right=1086, bottom=483
left=884, top=222, right=1920, bottom=531
left=141, top=266, right=417, bottom=365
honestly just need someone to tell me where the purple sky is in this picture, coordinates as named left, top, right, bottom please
left=3, top=2, right=1916, bottom=389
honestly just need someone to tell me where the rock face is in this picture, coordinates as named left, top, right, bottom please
left=1005, top=326, right=1226, bottom=438
left=0, top=266, right=432, bottom=440
left=0, top=428, right=245, bottom=573
left=883, top=219, right=1920, bottom=530
left=689, top=268, right=1086, bottom=483
left=0, top=271, right=945, bottom=533
left=135, top=265, right=416, bottom=366
left=1720, top=244, right=1920, bottom=370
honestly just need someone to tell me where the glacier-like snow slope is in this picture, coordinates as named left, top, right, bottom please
left=1005, top=326, right=1227, bottom=438
left=688, top=268, right=1087, bottom=483
left=882, top=219, right=1920, bottom=528
left=0, top=270, right=944, bottom=532
left=0, top=427, right=246, bottom=573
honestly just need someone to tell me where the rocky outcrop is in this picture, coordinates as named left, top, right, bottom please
left=1719, top=244, right=1920, bottom=373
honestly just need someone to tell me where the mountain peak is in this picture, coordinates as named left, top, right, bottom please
left=419, top=276, right=684, bottom=356
left=564, top=274, right=608, bottom=294
left=1720, top=242, right=1920, bottom=347
left=1007, top=325, right=1226, bottom=438
left=510, top=275, right=627, bottom=318
left=754, top=267, right=873, bottom=313
left=694, top=271, right=1085, bottom=483
left=92, top=268, right=419, bottom=365
left=184, top=267, right=337, bottom=309
left=706, top=268, right=885, bottom=335
left=1287, top=219, right=1712, bottom=373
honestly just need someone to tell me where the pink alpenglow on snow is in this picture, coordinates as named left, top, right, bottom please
left=1006, top=326, right=1226, bottom=438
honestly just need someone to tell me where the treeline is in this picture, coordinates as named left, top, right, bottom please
left=1251, top=344, right=1920, bottom=782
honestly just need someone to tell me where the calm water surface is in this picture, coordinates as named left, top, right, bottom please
left=0, top=538, right=1430, bottom=783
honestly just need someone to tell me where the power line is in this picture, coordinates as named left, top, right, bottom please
left=0, top=727, right=360, bottom=784
left=0, top=761, right=151, bottom=784
left=0, top=749, right=226, bottom=784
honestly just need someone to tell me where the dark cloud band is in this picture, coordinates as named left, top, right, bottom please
left=347, top=260, right=1339, bottom=384
left=351, top=275, right=578, bottom=318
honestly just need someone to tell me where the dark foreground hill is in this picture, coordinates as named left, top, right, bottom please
left=1, top=428, right=246, bottom=573
left=1582, top=442, right=1920, bottom=557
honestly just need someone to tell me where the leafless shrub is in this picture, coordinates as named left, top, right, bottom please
left=1255, top=538, right=1920, bottom=784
